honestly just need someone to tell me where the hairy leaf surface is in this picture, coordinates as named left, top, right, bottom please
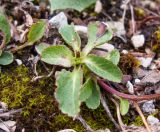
left=55, top=69, right=83, bottom=117
left=0, top=11, right=11, bottom=44
left=80, top=78, right=93, bottom=102
left=41, top=45, right=74, bottom=67
left=85, top=82, right=100, bottom=109
left=0, top=51, right=13, bottom=65
left=59, top=25, right=81, bottom=52
left=28, top=20, right=47, bottom=45
left=84, top=55, right=122, bottom=82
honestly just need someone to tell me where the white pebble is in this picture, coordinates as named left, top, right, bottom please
left=142, top=100, right=156, bottom=114
left=134, top=78, right=141, bottom=84
left=49, top=12, right=68, bottom=29
left=0, top=121, right=16, bottom=132
left=121, top=50, right=128, bottom=54
left=94, top=0, right=102, bottom=13
left=131, top=34, right=145, bottom=48
left=0, top=102, right=8, bottom=111
left=105, top=21, right=126, bottom=36
left=126, top=81, right=134, bottom=94
left=97, top=43, right=115, bottom=52
left=15, top=59, right=22, bottom=65
left=137, top=57, right=153, bottom=68
left=147, top=115, right=159, bottom=125
left=149, top=63, right=157, bottom=70
left=74, top=25, right=87, bottom=34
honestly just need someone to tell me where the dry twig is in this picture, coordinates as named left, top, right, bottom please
left=76, top=115, right=94, bottom=132
left=130, top=4, right=136, bottom=35
left=100, top=93, right=120, bottom=130
left=111, top=98, right=126, bottom=131
left=0, top=109, right=22, bottom=118
left=133, top=102, right=152, bottom=132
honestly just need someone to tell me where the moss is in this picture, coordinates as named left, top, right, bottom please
left=0, top=65, right=56, bottom=130
left=155, top=27, right=160, bottom=41
left=135, top=7, right=146, bottom=19
left=122, top=115, right=131, bottom=125
left=51, top=114, right=84, bottom=132
left=133, top=116, right=143, bottom=126
left=152, top=27, right=160, bottom=53
left=81, top=102, right=115, bottom=131
left=119, top=53, right=140, bottom=74
left=1, top=65, right=147, bottom=131
left=0, top=65, right=116, bottom=131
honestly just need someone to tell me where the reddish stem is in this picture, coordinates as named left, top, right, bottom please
left=139, top=16, right=160, bottom=28
left=98, top=79, right=160, bottom=101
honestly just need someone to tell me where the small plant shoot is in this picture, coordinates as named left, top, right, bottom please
left=40, top=22, right=123, bottom=117
left=27, top=20, right=47, bottom=45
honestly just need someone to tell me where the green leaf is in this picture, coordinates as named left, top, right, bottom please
left=55, top=68, right=83, bottom=117
left=0, top=51, right=13, bottom=65
left=85, top=82, right=100, bottom=109
left=0, top=11, right=11, bottom=44
left=35, top=43, right=50, bottom=55
left=41, top=45, right=74, bottom=67
left=59, top=25, right=81, bottom=52
left=80, top=78, right=93, bottom=102
left=120, top=98, right=130, bottom=115
left=82, top=22, right=113, bottom=56
left=28, top=20, right=47, bottom=45
left=106, top=49, right=120, bottom=65
left=50, top=0, right=97, bottom=12
left=83, top=55, right=122, bottom=82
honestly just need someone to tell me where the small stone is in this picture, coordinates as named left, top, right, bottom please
left=94, top=0, right=102, bottom=13
left=49, top=12, right=68, bottom=29
left=96, top=128, right=110, bottom=132
left=121, top=50, right=128, bottom=54
left=105, top=21, right=126, bottom=36
left=92, top=50, right=106, bottom=57
left=0, top=121, right=16, bottom=132
left=141, top=70, right=160, bottom=85
left=74, top=25, right=87, bottom=34
left=58, top=129, right=76, bottom=132
left=137, top=57, right=152, bottom=68
left=142, top=100, right=156, bottom=114
left=15, top=59, right=22, bottom=65
left=0, top=109, right=3, bottom=113
left=155, top=86, right=160, bottom=94
left=149, top=63, right=157, bottom=70
left=147, top=115, right=159, bottom=125
left=0, top=102, right=8, bottom=111
left=131, top=34, right=145, bottom=48
left=134, top=78, right=141, bottom=84
left=126, top=81, right=134, bottom=94
left=133, top=67, right=149, bottom=78
left=97, top=43, right=115, bottom=52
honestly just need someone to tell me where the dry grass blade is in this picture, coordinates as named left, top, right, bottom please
left=133, top=102, right=152, bottom=132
